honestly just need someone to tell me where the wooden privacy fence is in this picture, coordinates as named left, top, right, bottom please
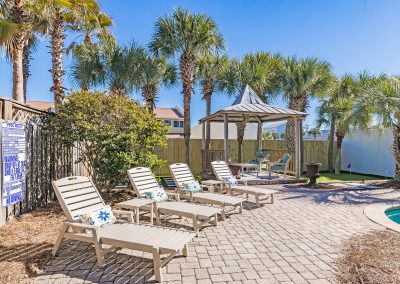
left=0, top=98, right=73, bottom=227
left=153, top=138, right=334, bottom=176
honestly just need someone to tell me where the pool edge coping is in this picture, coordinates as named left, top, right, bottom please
left=364, top=202, right=400, bottom=233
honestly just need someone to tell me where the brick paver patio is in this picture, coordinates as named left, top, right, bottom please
left=34, top=184, right=397, bottom=284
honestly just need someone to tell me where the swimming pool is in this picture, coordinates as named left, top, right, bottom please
left=385, top=208, right=400, bottom=224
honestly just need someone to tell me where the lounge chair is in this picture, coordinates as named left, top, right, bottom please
left=52, top=176, right=195, bottom=282
left=128, top=167, right=221, bottom=233
left=169, top=163, right=244, bottom=220
left=268, top=153, right=291, bottom=178
left=211, top=161, right=277, bottom=207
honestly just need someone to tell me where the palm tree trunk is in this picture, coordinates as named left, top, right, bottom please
left=12, top=44, right=24, bottom=102
left=142, top=84, right=157, bottom=111
left=180, top=52, right=195, bottom=165
left=285, top=95, right=307, bottom=150
left=10, top=0, right=26, bottom=103
left=286, top=95, right=306, bottom=172
left=335, top=134, right=345, bottom=175
left=50, top=9, right=65, bottom=112
left=236, top=115, right=248, bottom=162
left=202, top=79, right=213, bottom=151
left=328, top=117, right=335, bottom=172
left=236, top=122, right=246, bottom=162
left=392, top=114, right=400, bottom=179
left=22, top=44, right=30, bottom=102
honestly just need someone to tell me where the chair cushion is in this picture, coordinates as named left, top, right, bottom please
left=144, top=188, right=169, bottom=202
left=183, top=181, right=201, bottom=192
left=222, top=175, right=239, bottom=185
left=281, top=154, right=290, bottom=163
left=271, top=165, right=286, bottom=171
left=80, top=205, right=116, bottom=227
left=256, top=151, right=268, bottom=159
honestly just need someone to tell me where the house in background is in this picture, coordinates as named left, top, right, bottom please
left=27, top=101, right=55, bottom=112
left=154, top=105, right=184, bottom=137
left=263, top=121, right=286, bottom=134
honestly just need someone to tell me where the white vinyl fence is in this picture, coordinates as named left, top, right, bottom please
left=341, top=128, right=395, bottom=178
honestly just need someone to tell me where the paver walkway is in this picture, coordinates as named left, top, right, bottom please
left=34, top=185, right=398, bottom=284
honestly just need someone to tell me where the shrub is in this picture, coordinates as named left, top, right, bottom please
left=46, top=91, right=168, bottom=190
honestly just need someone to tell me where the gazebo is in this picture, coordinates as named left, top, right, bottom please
left=199, top=85, right=307, bottom=178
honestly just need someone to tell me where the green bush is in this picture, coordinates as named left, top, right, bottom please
left=46, top=91, right=168, bottom=190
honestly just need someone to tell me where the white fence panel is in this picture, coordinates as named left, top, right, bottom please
left=341, top=128, right=395, bottom=177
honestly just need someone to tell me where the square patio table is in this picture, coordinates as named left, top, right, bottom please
left=117, top=198, right=155, bottom=225
left=201, top=180, right=223, bottom=193
left=228, top=162, right=261, bottom=176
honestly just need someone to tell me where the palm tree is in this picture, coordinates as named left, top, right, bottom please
left=36, top=0, right=98, bottom=111
left=0, top=0, right=54, bottom=102
left=70, top=40, right=144, bottom=96
left=197, top=54, right=228, bottom=149
left=22, top=35, right=38, bottom=101
left=218, top=52, right=284, bottom=161
left=0, top=0, right=33, bottom=102
left=150, top=8, right=224, bottom=165
left=134, top=52, right=176, bottom=111
left=316, top=74, right=355, bottom=172
left=351, top=75, right=400, bottom=177
left=281, top=57, right=334, bottom=173
left=308, top=127, right=321, bottom=140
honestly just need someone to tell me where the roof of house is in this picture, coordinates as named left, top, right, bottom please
left=27, top=101, right=54, bottom=111
left=154, top=107, right=183, bottom=119
left=200, top=85, right=307, bottom=123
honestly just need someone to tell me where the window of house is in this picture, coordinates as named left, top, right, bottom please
left=173, top=121, right=179, bottom=127
left=164, top=120, right=171, bottom=125
left=179, top=121, right=184, bottom=127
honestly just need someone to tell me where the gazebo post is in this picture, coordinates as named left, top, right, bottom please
left=224, top=113, right=229, bottom=162
left=201, top=122, right=206, bottom=150
left=294, top=118, right=302, bottom=178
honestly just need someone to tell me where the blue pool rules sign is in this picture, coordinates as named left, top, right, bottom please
left=1, top=121, right=26, bottom=207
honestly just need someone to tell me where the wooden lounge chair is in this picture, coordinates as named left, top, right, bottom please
left=52, top=176, right=195, bottom=282
left=268, top=153, right=291, bottom=178
left=169, top=163, right=244, bottom=220
left=128, top=167, right=221, bottom=233
left=211, top=161, right=277, bottom=207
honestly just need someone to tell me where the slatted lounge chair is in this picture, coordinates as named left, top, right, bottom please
left=211, top=161, right=277, bottom=207
left=169, top=163, right=244, bottom=220
left=268, top=153, right=291, bottom=178
left=52, top=176, right=195, bottom=282
left=128, top=167, right=222, bottom=233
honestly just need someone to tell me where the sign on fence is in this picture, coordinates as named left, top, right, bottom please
left=1, top=121, right=26, bottom=207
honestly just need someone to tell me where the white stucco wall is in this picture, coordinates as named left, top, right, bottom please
left=341, top=128, right=395, bottom=177
left=191, top=122, right=258, bottom=140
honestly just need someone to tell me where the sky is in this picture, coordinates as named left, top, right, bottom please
left=1, top=0, right=400, bottom=128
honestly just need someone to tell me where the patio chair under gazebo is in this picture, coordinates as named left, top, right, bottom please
left=199, top=85, right=307, bottom=178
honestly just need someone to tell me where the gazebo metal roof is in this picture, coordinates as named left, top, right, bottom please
left=199, top=85, right=307, bottom=123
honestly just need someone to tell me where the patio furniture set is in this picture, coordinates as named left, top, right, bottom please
left=51, top=160, right=279, bottom=282
left=230, top=152, right=292, bottom=178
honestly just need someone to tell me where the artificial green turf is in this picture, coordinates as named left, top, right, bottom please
left=302, top=172, right=387, bottom=183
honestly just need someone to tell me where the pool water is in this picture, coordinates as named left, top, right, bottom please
left=385, top=208, right=400, bottom=224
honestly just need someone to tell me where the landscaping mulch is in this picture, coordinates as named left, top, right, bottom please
left=0, top=203, right=64, bottom=284
left=336, top=230, right=400, bottom=284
